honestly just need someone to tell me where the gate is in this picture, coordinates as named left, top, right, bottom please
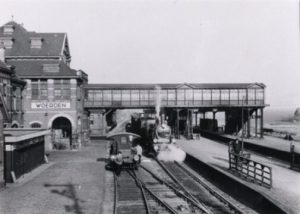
left=290, top=143, right=300, bottom=170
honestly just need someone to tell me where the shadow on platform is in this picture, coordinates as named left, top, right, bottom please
left=44, top=183, right=85, bottom=214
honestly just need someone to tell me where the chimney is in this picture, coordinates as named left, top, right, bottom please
left=0, top=44, right=5, bottom=62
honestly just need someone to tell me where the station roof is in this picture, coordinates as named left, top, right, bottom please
left=85, top=83, right=265, bottom=90
left=0, top=21, right=67, bottom=57
left=7, top=59, right=79, bottom=78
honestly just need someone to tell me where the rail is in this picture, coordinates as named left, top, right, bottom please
left=174, top=162, right=246, bottom=214
left=140, top=165, right=212, bottom=214
left=229, top=152, right=272, bottom=188
left=156, top=159, right=212, bottom=214
left=113, top=173, right=117, bottom=214
left=127, top=169, right=178, bottom=214
left=126, top=170, right=151, bottom=214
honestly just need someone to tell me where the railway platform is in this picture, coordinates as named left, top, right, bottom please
left=177, top=137, right=300, bottom=214
left=0, top=140, right=108, bottom=214
left=224, top=134, right=299, bottom=153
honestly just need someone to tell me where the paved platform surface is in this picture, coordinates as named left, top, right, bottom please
left=0, top=140, right=108, bottom=214
left=224, top=134, right=300, bottom=153
left=177, top=137, right=300, bottom=214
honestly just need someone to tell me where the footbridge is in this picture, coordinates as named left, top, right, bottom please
left=84, top=83, right=267, bottom=137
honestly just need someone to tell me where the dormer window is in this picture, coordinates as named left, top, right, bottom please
left=30, top=37, right=43, bottom=48
left=3, top=25, right=14, bottom=34
left=0, top=37, right=13, bottom=48
left=43, top=64, right=60, bottom=73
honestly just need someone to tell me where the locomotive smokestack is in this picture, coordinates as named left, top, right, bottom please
left=161, top=114, right=165, bottom=125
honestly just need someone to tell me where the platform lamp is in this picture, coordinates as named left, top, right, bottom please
left=241, top=96, right=246, bottom=154
left=212, top=108, right=218, bottom=132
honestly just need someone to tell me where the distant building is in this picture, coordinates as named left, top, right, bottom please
left=294, top=108, right=300, bottom=121
left=0, top=21, right=89, bottom=148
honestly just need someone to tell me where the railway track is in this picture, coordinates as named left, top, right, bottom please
left=114, top=170, right=149, bottom=214
left=156, top=160, right=257, bottom=214
left=113, top=159, right=256, bottom=214
left=114, top=168, right=211, bottom=214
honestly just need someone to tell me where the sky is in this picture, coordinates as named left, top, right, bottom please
left=0, top=0, right=300, bottom=109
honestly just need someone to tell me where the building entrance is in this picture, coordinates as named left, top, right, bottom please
left=52, top=117, right=72, bottom=149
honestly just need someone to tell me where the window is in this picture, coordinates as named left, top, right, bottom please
left=122, top=90, right=130, bottom=101
left=230, top=89, right=238, bottom=100
left=103, top=90, right=112, bottom=105
left=256, top=89, right=264, bottom=100
left=0, top=37, right=13, bottom=48
left=194, top=89, right=202, bottom=101
left=185, top=89, right=193, bottom=101
left=177, top=89, right=184, bottom=101
left=212, top=90, right=220, bottom=100
left=248, top=89, right=255, bottom=100
left=11, top=123, right=18, bottom=128
left=221, top=90, right=229, bottom=101
left=31, top=79, right=47, bottom=100
left=3, top=25, right=14, bottom=34
left=43, top=64, right=59, bottom=72
left=54, top=79, right=70, bottom=100
left=140, top=90, right=149, bottom=105
left=94, top=91, right=102, bottom=101
left=239, top=89, right=247, bottom=103
left=121, top=136, right=127, bottom=144
left=40, top=81, right=48, bottom=98
left=167, top=90, right=176, bottom=100
left=203, top=89, right=211, bottom=104
left=31, top=122, right=42, bottom=128
left=112, top=90, right=121, bottom=101
left=30, top=38, right=43, bottom=48
left=103, top=90, right=112, bottom=101
left=131, top=90, right=139, bottom=101
left=149, top=90, right=155, bottom=105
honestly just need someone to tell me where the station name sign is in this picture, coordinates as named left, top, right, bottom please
left=31, top=102, right=71, bottom=109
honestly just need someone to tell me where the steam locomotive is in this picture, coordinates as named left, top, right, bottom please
left=126, top=112, right=175, bottom=155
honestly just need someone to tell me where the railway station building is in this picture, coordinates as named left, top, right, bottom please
left=0, top=21, right=89, bottom=149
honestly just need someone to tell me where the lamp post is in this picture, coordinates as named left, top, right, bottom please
left=241, top=96, right=245, bottom=154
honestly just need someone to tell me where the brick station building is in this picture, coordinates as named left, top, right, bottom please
left=0, top=21, right=89, bottom=148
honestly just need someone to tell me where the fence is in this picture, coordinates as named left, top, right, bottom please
left=290, top=144, right=300, bottom=170
left=229, top=152, right=272, bottom=188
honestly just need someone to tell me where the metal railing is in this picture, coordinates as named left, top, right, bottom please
left=229, top=152, right=272, bottom=188
left=290, top=143, right=300, bottom=170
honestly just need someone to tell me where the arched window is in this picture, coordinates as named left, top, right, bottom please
left=31, top=122, right=42, bottom=128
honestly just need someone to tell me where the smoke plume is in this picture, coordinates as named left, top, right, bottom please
left=155, top=85, right=161, bottom=119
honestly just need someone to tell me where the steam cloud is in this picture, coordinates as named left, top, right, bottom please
left=155, top=85, right=161, bottom=119
left=157, top=144, right=186, bottom=162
